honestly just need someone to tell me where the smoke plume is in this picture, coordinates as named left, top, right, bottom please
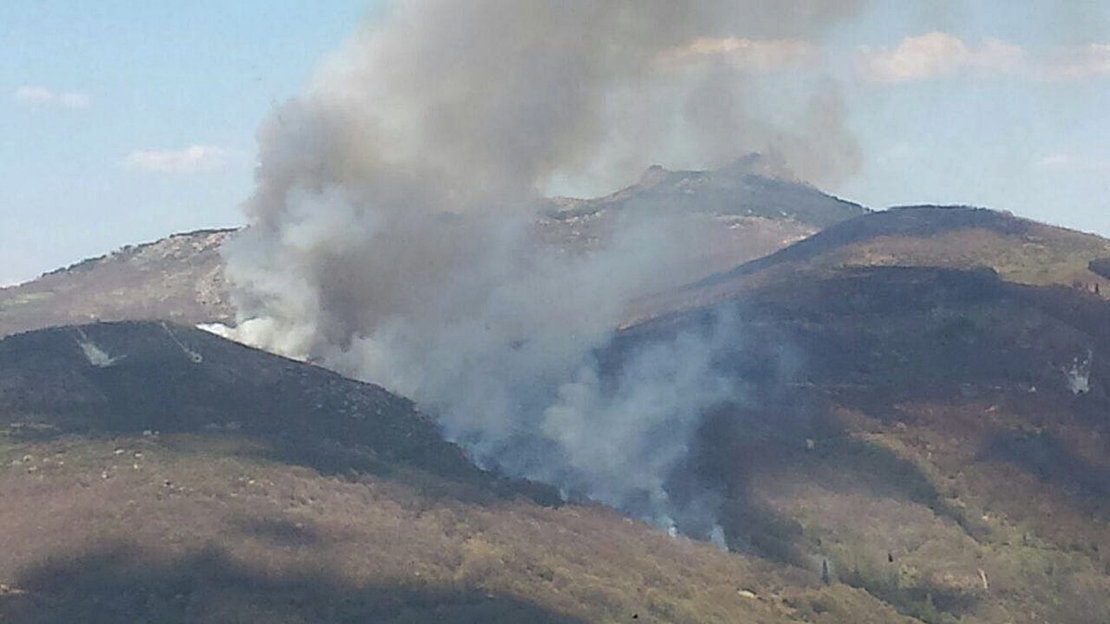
left=223, top=0, right=862, bottom=538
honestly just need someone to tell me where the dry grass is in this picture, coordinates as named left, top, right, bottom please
left=741, top=399, right=1110, bottom=624
left=0, top=430, right=923, bottom=623
left=840, top=224, right=1110, bottom=288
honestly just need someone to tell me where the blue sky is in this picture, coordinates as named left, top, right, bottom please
left=2, top=1, right=1108, bottom=285
left=1, top=1, right=373, bottom=284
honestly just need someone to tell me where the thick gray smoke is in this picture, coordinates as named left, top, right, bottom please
left=223, top=0, right=862, bottom=539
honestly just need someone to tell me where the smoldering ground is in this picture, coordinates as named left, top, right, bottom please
left=219, top=0, right=862, bottom=540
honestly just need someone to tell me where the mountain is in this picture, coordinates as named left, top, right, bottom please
left=7, top=191, right=1110, bottom=621
left=0, top=321, right=917, bottom=623
left=608, top=228, right=1110, bottom=622
left=647, top=205, right=1110, bottom=320
left=541, top=158, right=868, bottom=286
left=5, top=259, right=1108, bottom=622
left=0, top=229, right=236, bottom=338
left=0, top=160, right=865, bottom=339
left=544, top=157, right=867, bottom=228
left=0, top=321, right=489, bottom=484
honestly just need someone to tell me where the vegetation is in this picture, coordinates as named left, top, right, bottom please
left=0, top=430, right=918, bottom=623
left=0, top=230, right=235, bottom=338
left=5, top=205, right=1110, bottom=621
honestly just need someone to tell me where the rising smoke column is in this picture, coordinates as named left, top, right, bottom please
left=224, top=0, right=863, bottom=539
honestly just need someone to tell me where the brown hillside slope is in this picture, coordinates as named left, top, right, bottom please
left=0, top=322, right=912, bottom=623
left=0, top=161, right=865, bottom=339
left=651, top=206, right=1110, bottom=320
left=0, top=230, right=236, bottom=338
left=616, top=263, right=1110, bottom=623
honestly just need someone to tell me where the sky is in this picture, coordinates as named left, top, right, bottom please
left=2, top=0, right=1108, bottom=286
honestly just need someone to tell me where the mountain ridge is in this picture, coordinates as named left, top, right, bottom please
left=5, top=181, right=1110, bottom=621
left=634, top=204, right=1110, bottom=323
left=0, top=161, right=866, bottom=339
left=0, top=229, right=236, bottom=338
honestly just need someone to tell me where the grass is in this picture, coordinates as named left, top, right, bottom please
left=4, top=426, right=927, bottom=623
left=712, top=388, right=1110, bottom=624
left=7, top=219, right=1110, bottom=622
left=830, top=221, right=1110, bottom=290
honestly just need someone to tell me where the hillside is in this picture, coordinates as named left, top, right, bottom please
left=0, top=321, right=915, bottom=623
left=650, top=205, right=1110, bottom=320
left=540, top=159, right=868, bottom=285
left=4, top=268, right=1110, bottom=622
left=0, top=230, right=236, bottom=338
left=545, top=157, right=867, bottom=228
left=0, top=321, right=490, bottom=483
left=0, top=161, right=866, bottom=339
left=612, top=261, right=1110, bottom=623
left=5, top=202, right=1110, bottom=622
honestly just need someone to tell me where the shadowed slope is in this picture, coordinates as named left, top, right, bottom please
left=0, top=544, right=589, bottom=624
left=0, top=321, right=533, bottom=498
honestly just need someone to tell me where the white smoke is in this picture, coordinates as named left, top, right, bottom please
left=74, top=328, right=121, bottom=368
left=1064, top=349, right=1093, bottom=395
left=223, top=0, right=863, bottom=536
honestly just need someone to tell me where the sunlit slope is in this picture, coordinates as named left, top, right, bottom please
left=659, top=206, right=1110, bottom=318
left=0, top=230, right=236, bottom=338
